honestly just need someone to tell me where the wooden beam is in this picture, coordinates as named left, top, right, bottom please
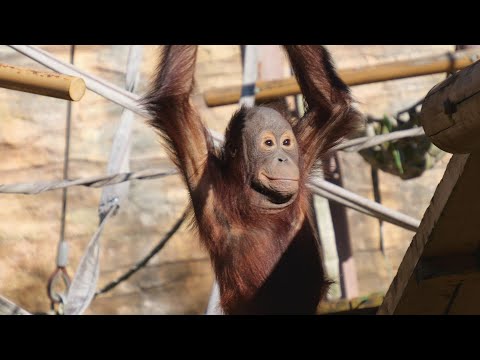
left=0, top=63, right=86, bottom=101
left=203, top=48, right=480, bottom=107
left=377, top=152, right=480, bottom=314
left=421, top=60, right=480, bottom=154
left=0, top=295, right=30, bottom=315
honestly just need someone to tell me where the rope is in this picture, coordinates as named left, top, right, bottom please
left=59, top=44, right=75, bottom=245
left=7, top=45, right=230, bottom=144
left=95, top=208, right=188, bottom=297
left=0, top=127, right=424, bottom=195
left=307, top=179, right=420, bottom=232
left=333, top=127, right=425, bottom=152
left=0, top=165, right=420, bottom=232
left=62, top=205, right=116, bottom=315
left=0, top=295, right=31, bottom=315
left=47, top=45, right=76, bottom=311
left=63, top=46, right=144, bottom=315
left=0, top=168, right=177, bottom=194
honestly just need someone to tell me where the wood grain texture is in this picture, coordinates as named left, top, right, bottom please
left=421, top=60, right=480, bottom=154
left=377, top=153, right=480, bottom=314
left=0, top=63, right=86, bottom=101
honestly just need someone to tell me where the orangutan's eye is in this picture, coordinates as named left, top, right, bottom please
left=265, top=139, right=274, bottom=147
left=283, top=139, right=291, bottom=146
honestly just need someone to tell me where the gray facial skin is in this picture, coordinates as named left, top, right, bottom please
left=242, top=107, right=300, bottom=210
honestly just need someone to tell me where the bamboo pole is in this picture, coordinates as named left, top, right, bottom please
left=0, top=63, right=86, bottom=101
left=203, top=47, right=480, bottom=107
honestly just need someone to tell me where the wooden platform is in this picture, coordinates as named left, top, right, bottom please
left=378, top=153, right=480, bottom=314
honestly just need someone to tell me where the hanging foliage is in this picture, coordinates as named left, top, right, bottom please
left=358, top=103, right=445, bottom=180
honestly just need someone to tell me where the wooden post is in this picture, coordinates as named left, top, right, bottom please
left=0, top=63, right=86, bottom=101
left=203, top=48, right=480, bottom=107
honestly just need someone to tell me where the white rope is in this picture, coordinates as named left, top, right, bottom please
left=63, top=46, right=144, bottom=315
left=334, top=127, right=425, bottom=152
left=0, top=125, right=420, bottom=194
left=308, top=178, right=420, bottom=232
left=0, top=165, right=421, bottom=232
left=0, top=295, right=31, bottom=315
left=63, top=205, right=116, bottom=315
left=0, top=168, right=177, bottom=194
left=99, top=45, right=143, bottom=217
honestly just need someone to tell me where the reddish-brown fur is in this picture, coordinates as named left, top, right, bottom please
left=142, top=45, right=362, bottom=314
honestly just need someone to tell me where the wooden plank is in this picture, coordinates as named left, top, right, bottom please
left=377, top=152, right=480, bottom=314
left=0, top=295, right=30, bottom=315
left=0, top=63, right=86, bottom=101
left=203, top=48, right=480, bottom=107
